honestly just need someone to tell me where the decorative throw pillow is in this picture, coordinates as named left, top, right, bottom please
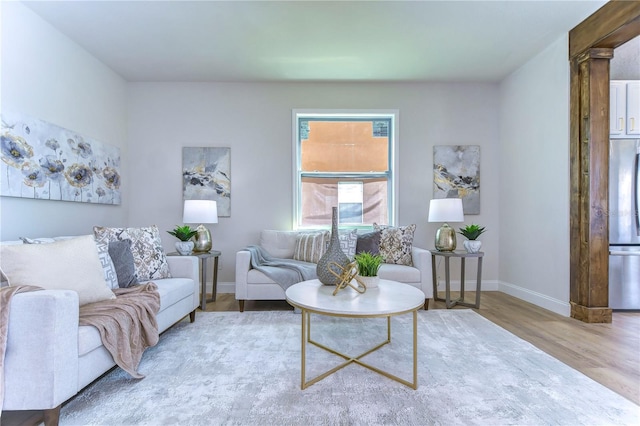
left=96, top=241, right=119, bottom=289
left=355, top=230, right=381, bottom=255
left=94, top=225, right=172, bottom=282
left=0, top=235, right=116, bottom=306
left=108, top=239, right=139, bottom=288
left=338, top=228, right=358, bottom=260
left=21, top=235, right=118, bottom=290
left=373, top=223, right=417, bottom=266
left=292, top=231, right=330, bottom=263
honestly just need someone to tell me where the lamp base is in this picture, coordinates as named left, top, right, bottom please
left=434, top=223, right=457, bottom=252
left=193, top=224, right=212, bottom=252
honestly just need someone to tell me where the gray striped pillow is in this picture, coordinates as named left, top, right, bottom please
left=293, top=231, right=330, bottom=263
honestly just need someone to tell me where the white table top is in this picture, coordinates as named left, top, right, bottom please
left=285, top=279, right=425, bottom=317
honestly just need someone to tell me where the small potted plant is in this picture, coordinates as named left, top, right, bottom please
left=354, top=251, right=384, bottom=288
left=167, top=225, right=198, bottom=255
left=458, top=224, right=486, bottom=253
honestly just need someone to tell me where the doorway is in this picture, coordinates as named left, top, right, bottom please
left=569, top=3, right=640, bottom=323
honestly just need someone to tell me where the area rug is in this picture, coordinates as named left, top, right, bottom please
left=59, top=310, right=639, bottom=425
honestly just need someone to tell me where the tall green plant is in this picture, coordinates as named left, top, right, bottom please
left=354, top=251, right=384, bottom=277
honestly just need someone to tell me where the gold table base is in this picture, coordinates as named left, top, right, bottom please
left=300, top=310, right=418, bottom=390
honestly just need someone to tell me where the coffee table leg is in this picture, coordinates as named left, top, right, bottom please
left=413, top=309, right=418, bottom=389
left=301, top=309, right=307, bottom=390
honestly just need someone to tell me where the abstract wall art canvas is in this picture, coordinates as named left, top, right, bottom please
left=1, top=111, right=121, bottom=205
left=433, top=145, right=480, bottom=214
left=182, top=147, right=231, bottom=216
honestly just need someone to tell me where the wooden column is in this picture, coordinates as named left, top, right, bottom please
left=569, top=48, right=613, bottom=323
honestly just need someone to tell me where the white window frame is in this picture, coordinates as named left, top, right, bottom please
left=292, top=109, right=399, bottom=229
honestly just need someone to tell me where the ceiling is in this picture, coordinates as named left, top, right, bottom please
left=21, top=0, right=607, bottom=83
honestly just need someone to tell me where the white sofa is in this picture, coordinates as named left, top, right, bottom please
left=1, top=237, right=199, bottom=425
left=235, top=230, right=432, bottom=311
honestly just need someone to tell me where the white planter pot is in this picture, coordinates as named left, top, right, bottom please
left=175, top=241, right=194, bottom=255
left=463, top=240, right=482, bottom=253
left=357, top=275, right=379, bottom=289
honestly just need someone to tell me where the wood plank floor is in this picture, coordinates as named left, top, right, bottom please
left=211, top=291, right=640, bottom=406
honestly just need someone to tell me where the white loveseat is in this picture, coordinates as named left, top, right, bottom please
left=235, top=230, right=433, bottom=311
left=1, top=235, right=199, bottom=425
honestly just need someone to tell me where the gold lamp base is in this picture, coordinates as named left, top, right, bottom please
left=193, top=224, right=212, bottom=252
left=435, top=223, right=457, bottom=252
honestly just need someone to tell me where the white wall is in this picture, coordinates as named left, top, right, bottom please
left=0, top=1, right=128, bottom=240
left=498, top=35, right=571, bottom=315
left=127, top=82, right=501, bottom=287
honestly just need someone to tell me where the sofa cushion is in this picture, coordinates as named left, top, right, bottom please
left=378, top=263, right=420, bottom=283
left=94, top=225, right=171, bottom=281
left=292, top=231, right=329, bottom=263
left=338, top=229, right=358, bottom=260
left=108, top=239, right=139, bottom=288
left=260, top=230, right=299, bottom=258
left=78, top=324, right=104, bottom=357
left=374, top=223, right=416, bottom=266
left=0, top=235, right=116, bottom=306
left=355, top=230, right=381, bottom=255
left=145, top=278, right=196, bottom=312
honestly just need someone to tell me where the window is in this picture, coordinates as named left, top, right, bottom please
left=293, top=110, right=398, bottom=229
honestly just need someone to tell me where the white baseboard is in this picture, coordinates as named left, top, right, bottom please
left=498, top=281, right=570, bottom=317
left=215, top=280, right=501, bottom=294
left=208, top=280, right=571, bottom=317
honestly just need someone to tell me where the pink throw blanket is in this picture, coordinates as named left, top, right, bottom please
left=79, top=282, right=161, bottom=379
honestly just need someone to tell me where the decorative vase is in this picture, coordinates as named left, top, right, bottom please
left=316, top=207, right=350, bottom=286
left=463, top=240, right=482, bottom=253
left=357, top=275, right=379, bottom=289
left=175, top=241, right=194, bottom=255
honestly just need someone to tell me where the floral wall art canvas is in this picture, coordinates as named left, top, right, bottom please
left=182, top=147, right=231, bottom=216
left=433, top=145, right=480, bottom=214
left=1, top=112, right=121, bottom=205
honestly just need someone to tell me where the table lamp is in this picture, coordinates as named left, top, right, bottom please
left=183, top=199, right=218, bottom=252
left=428, top=198, right=464, bottom=251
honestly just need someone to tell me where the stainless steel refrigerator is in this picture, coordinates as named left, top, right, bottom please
left=609, top=139, right=640, bottom=310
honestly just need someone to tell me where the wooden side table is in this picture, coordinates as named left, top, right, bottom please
left=430, top=250, right=484, bottom=309
left=168, top=250, right=221, bottom=310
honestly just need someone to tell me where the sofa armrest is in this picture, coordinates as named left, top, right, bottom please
left=411, top=246, right=433, bottom=298
left=166, top=255, right=199, bottom=282
left=235, top=250, right=251, bottom=300
left=3, top=289, right=79, bottom=411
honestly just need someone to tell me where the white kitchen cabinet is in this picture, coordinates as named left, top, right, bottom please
left=610, top=80, right=640, bottom=138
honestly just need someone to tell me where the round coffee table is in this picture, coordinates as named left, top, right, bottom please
left=285, top=278, right=425, bottom=390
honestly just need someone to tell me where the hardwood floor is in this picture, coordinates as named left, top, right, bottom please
left=210, top=291, right=640, bottom=406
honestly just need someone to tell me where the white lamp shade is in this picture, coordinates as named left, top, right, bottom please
left=183, top=200, right=218, bottom=224
left=428, top=198, right=464, bottom=223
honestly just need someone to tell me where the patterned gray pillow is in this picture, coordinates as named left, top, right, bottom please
left=94, top=225, right=171, bottom=281
left=96, top=241, right=119, bottom=289
left=338, top=229, right=358, bottom=260
left=373, top=223, right=416, bottom=266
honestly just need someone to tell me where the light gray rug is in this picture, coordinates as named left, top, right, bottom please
left=59, top=310, right=639, bottom=425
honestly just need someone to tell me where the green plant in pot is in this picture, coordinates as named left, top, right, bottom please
left=458, top=224, right=486, bottom=253
left=354, top=251, right=384, bottom=288
left=167, top=225, right=197, bottom=255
